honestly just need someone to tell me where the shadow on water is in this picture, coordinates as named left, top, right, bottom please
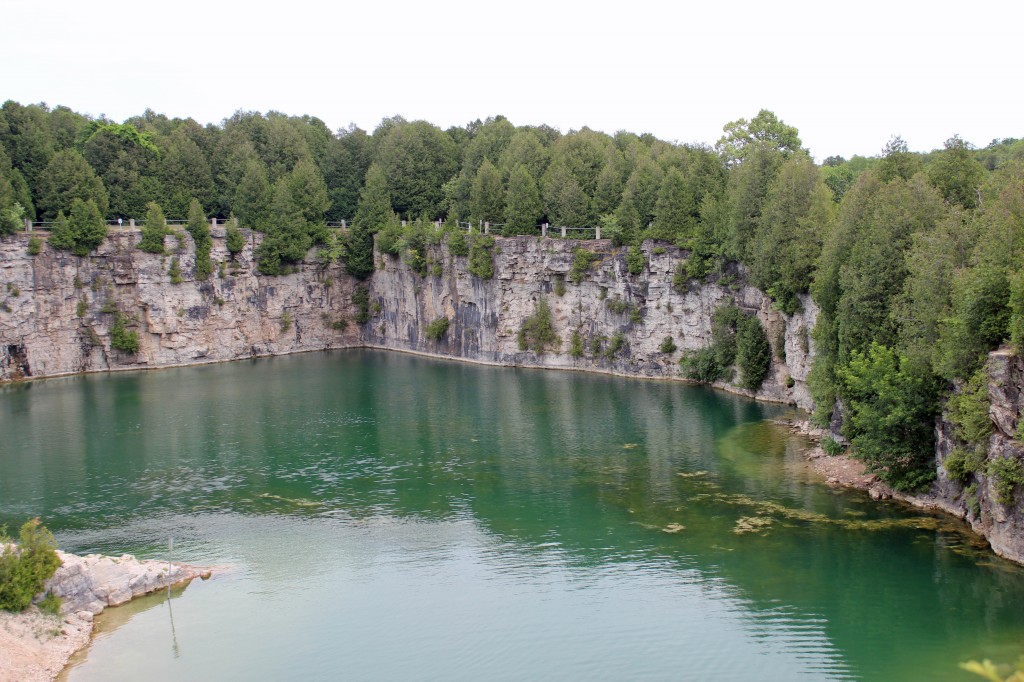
left=58, top=581, right=193, bottom=681
left=3, top=350, right=1023, bottom=680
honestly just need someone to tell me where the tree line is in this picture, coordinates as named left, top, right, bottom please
left=2, top=100, right=1023, bottom=490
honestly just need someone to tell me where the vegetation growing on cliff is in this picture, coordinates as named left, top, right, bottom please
left=3, top=100, right=1024, bottom=489
left=518, top=297, right=559, bottom=353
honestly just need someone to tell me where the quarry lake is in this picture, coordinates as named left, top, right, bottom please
left=2, top=350, right=1023, bottom=680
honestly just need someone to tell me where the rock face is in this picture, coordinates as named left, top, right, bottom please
left=0, top=229, right=358, bottom=379
left=44, top=550, right=210, bottom=617
left=0, top=231, right=815, bottom=408
left=365, top=237, right=817, bottom=408
left=3, top=229, right=1023, bottom=563
left=913, top=350, right=1024, bottom=564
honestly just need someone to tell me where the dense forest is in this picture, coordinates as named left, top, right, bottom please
left=1, top=100, right=1023, bottom=492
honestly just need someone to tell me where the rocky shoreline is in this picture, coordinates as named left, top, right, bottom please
left=0, top=550, right=211, bottom=682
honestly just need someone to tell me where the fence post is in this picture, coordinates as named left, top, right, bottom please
left=561, top=226, right=566, bottom=238
left=595, top=226, right=601, bottom=240
left=211, top=217, right=217, bottom=229
left=24, top=219, right=32, bottom=232
left=542, top=223, right=547, bottom=238
left=129, top=218, right=136, bottom=228
left=484, top=221, right=490, bottom=234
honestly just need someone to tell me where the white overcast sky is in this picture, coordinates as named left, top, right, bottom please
left=4, top=0, right=1021, bottom=160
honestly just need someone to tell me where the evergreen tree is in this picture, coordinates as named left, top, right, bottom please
left=139, top=201, right=167, bottom=253
left=65, top=198, right=107, bottom=256
left=652, top=167, right=693, bottom=243
left=36, top=149, right=109, bottom=219
left=504, top=164, right=542, bottom=235
left=927, top=135, right=985, bottom=209
left=470, top=159, right=505, bottom=224
left=234, top=159, right=272, bottom=230
left=186, top=198, right=213, bottom=280
left=354, top=163, right=393, bottom=230
left=736, top=314, right=772, bottom=390
left=542, top=163, right=590, bottom=228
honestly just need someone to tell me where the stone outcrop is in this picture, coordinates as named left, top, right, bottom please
left=0, top=230, right=815, bottom=408
left=3, top=228, right=1023, bottom=563
left=912, top=350, right=1024, bottom=564
left=0, top=549, right=210, bottom=682
left=45, top=550, right=211, bottom=616
left=0, top=229, right=358, bottom=379
left=365, top=237, right=816, bottom=409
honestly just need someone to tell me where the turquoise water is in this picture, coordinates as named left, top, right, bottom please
left=1, top=350, right=1021, bottom=680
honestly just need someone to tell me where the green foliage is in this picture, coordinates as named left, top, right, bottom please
left=948, top=368, right=993, bottom=445
left=606, top=297, right=628, bottom=315
left=553, top=276, right=566, bottom=297
left=626, top=245, right=645, bottom=275
left=876, top=136, right=923, bottom=183
left=1010, top=270, right=1024, bottom=353
left=110, top=311, right=139, bottom=353
left=225, top=221, right=246, bottom=256
left=944, top=446, right=986, bottom=484
left=937, top=264, right=1011, bottom=380
left=659, top=336, right=677, bottom=354
left=569, top=248, right=598, bottom=284
left=504, top=164, right=542, bottom=235
left=736, top=314, right=772, bottom=390
left=711, top=302, right=744, bottom=368
left=988, top=457, right=1024, bottom=505
left=36, top=149, right=109, bottom=220
left=470, top=159, right=504, bottom=224
left=672, top=262, right=689, bottom=293
left=76, top=299, right=87, bottom=317
left=680, top=348, right=726, bottom=383
left=839, top=343, right=942, bottom=490
left=400, top=222, right=429, bottom=276
left=280, top=311, right=292, bottom=333
left=352, top=284, right=370, bottom=324
left=604, top=331, right=625, bottom=359
left=716, top=109, right=803, bottom=163
left=822, top=437, right=844, bottom=456
left=468, top=234, right=495, bottom=280
left=445, top=229, right=469, bottom=257
left=928, top=135, right=985, bottom=209
left=517, top=297, right=559, bottom=353
left=168, top=257, right=183, bottom=284
left=424, top=317, right=450, bottom=341
left=0, top=519, right=61, bottom=613
left=748, top=154, right=831, bottom=314
left=27, top=235, right=41, bottom=256
left=186, top=199, right=213, bottom=280
left=139, top=201, right=167, bottom=253
left=569, top=329, right=584, bottom=358
left=38, top=592, right=61, bottom=616
left=341, top=224, right=375, bottom=280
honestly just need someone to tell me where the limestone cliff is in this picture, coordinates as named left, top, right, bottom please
left=364, top=236, right=816, bottom=409
left=0, top=229, right=359, bottom=379
left=0, top=230, right=815, bottom=410
left=3, top=228, right=1023, bottom=564
left=916, top=350, right=1024, bottom=564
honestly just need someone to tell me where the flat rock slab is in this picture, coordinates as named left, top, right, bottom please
left=0, top=550, right=211, bottom=682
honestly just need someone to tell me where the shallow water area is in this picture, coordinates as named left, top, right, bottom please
left=2, top=350, right=1023, bottom=680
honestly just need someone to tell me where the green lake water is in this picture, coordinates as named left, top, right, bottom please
left=1, top=350, right=1022, bottom=680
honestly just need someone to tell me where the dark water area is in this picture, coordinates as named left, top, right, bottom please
left=1, top=350, right=1021, bottom=680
